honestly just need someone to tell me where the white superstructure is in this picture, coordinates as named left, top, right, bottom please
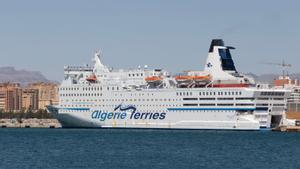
left=48, top=39, right=290, bottom=130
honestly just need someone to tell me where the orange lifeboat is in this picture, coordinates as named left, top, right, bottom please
left=193, top=75, right=211, bottom=82
left=145, top=76, right=163, bottom=83
left=175, top=76, right=193, bottom=82
left=175, top=76, right=194, bottom=87
left=86, top=74, right=97, bottom=83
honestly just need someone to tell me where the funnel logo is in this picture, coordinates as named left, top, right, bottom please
left=207, top=62, right=213, bottom=68
left=91, top=104, right=166, bottom=121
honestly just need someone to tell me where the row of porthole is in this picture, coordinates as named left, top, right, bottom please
left=61, top=104, right=181, bottom=108
left=59, top=86, right=122, bottom=91
left=176, top=91, right=243, bottom=96
left=60, top=93, right=103, bottom=97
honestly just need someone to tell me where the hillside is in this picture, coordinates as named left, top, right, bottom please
left=0, top=67, right=51, bottom=85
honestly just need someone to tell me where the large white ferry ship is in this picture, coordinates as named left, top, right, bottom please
left=48, top=39, right=290, bottom=130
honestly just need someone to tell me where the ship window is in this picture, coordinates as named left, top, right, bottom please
left=199, top=104, right=215, bottom=106
left=218, top=98, right=234, bottom=100
left=199, top=98, right=215, bottom=100
left=183, top=104, right=198, bottom=106
left=236, top=97, right=254, bottom=100
left=183, top=98, right=198, bottom=101
left=217, top=104, right=234, bottom=106
left=273, top=104, right=285, bottom=106
left=236, top=104, right=254, bottom=106
left=256, top=104, right=268, bottom=106
left=257, top=98, right=269, bottom=100
left=273, top=98, right=284, bottom=100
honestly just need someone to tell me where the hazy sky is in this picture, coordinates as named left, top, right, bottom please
left=0, top=0, right=299, bottom=80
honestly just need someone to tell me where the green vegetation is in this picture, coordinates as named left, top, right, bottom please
left=0, top=109, right=54, bottom=119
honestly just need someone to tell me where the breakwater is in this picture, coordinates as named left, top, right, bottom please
left=0, top=118, right=61, bottom=128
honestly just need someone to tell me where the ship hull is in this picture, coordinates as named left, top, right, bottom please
left=48, top=106, right=261, bottom=130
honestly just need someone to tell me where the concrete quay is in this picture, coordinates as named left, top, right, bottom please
left=0, top=118, right=61, bottom=128
left=273, top=125, right=300, bottom=132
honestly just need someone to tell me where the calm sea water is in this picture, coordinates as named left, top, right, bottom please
left=0, top=128, right=300, bottom=169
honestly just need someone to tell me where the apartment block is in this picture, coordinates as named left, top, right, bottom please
left=22, top=88, right=39, bottom=111
left=28, top=82, right=59, bottom=109
left=0, top=83, right=22, bottom=112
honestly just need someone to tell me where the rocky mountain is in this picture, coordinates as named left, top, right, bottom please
left=0, top=67, right=51, bottom=85
left=0, top=66, right=299, bottom=86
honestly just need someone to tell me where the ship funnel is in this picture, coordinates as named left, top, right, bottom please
left=205, top=39, right=238, bottom=80
left=209, top=39, right=224, bottom=53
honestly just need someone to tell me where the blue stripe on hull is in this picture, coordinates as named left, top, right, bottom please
left=59, top=107, right=268, bottom=112
left=167, top=108, right=257, bottom=111
left=62, top=108, right=90, bottom=111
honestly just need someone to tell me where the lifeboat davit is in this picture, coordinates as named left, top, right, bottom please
left=86, top=74, right=97, bottom=83
left=193, top=75, right=211, bottom=84
left=145, top=76, right=163, bottom=83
